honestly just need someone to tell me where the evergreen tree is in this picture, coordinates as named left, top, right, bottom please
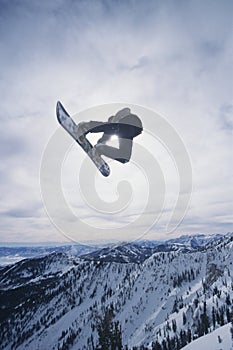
left=193, top=298, right=199, bottom=308
left=180, top=329, right=187, bottom=347
left=172, top=319, right=177, bottom=333
left=219, top=307, right=225, bottom=326
left=152, top=341, right=162, bottom=350
left=226, top=307, right=231, bottom=322
left=96, top=306, right=123, bottom=350
left=112, top=321, right=123, bottom=349
left=226, top=294, right=231, bottom=306
left=172, top=298, right=178, bottom=313
left=202, top=301, right=209, bottom=334
left=169, top=336, right=176, bottom=350
left=161, top=339, right=168, bottom=350
left=182, top=312, right=187, bottom=326
left=187, top=328, right=192, bottom=343
left=212, top=307, right=216, bottom=329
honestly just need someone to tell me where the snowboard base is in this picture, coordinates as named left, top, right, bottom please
left=56, top=101, right=110, bottom=177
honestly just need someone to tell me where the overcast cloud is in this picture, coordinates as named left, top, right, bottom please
left=0, top=0, right=232, bottom=243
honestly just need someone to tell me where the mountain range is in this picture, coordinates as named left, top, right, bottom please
left=0, top=232, right=232, bottom=349
left=0, top=233, right=224, bottom=266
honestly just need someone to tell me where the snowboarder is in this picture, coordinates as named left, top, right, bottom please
left=77, top=108, right=143, bottom=164
left=57, top=102, right=143, bottom=176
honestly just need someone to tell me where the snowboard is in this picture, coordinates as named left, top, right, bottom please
left=56, top=101, right=110, bottom=177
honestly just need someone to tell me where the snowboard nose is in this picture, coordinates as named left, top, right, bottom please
left=56, top=101, right=71, bottom=124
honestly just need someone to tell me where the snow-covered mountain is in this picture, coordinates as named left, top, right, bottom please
left=0, top=244, right=98, bottom=266
left=165, top=233, right=224, bottom=249
left=82, top=233, right=225, bottom=263
left=136, top=233, right=223, bottom=250
left=0, top=233, right=232, bottom=349
left=0, top=233, right=224, bottom=266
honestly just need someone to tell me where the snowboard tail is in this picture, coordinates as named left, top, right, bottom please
left=56, top=101, right=110, bottom=177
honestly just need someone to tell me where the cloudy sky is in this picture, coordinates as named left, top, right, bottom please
left=0, top=0, right=232, bottom=243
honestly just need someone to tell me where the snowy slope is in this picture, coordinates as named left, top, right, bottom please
left=0, top=233, right=232, bottom=350
left=182, top=323, right=233, bottom=350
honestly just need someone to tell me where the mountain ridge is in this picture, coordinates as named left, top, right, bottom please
left=0, top=232, right=232, bottom=349
left=0, top=232, right=226, bottom=266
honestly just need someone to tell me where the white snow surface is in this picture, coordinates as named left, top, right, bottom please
left=182, top=323, right=233, bottom=350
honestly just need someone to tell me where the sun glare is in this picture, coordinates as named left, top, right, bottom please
left=110, top=135, right=118, bottom=141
